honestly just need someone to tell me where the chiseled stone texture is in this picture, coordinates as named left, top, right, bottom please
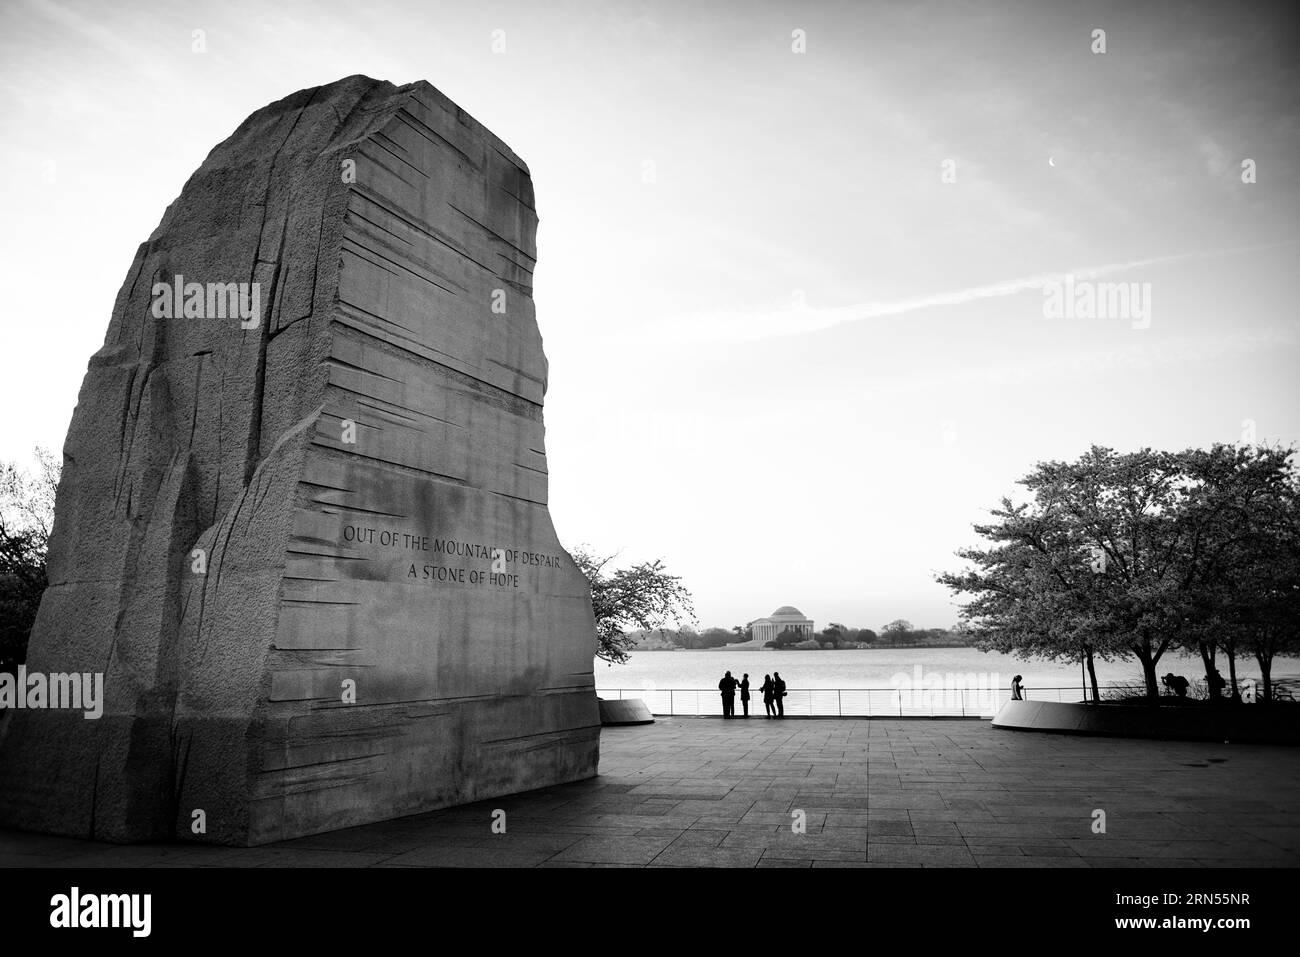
left=0, top=75, right=600, bottom=845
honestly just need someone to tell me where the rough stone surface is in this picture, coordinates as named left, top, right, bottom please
left=0, top=75, right=600, bottom=845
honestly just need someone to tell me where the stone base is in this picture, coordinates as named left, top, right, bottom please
left=992, top=699, right=1300, bottom=745
left=597, top=698, right=654, bottom=726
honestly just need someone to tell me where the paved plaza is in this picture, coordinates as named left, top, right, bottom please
left=2, top=718, right=1296, bottom=868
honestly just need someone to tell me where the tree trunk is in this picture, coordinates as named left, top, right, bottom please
left=1136, top=650, right=1159, bottom=702
left=1226, top=646, right=1239, bottom=701
left=1256, top=649, right=1273, bottom=703
left=1085, top=647, right=1100, bottom=704
left=1199, top=640, right=1219, bottom=700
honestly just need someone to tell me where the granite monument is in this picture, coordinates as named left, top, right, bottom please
left=0, top=76, right=600, bottom=845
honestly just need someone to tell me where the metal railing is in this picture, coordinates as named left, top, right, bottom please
left=596, top=685, right=1118, bottom=718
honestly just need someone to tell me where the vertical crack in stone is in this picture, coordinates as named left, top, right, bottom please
left=244, top=219, right=284, bottom=487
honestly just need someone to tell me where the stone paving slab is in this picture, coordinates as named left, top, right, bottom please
left=1, top=718, right=1297, bottom=868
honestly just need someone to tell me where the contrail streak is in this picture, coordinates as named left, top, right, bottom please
left=640, top=241, right=1294, bottom=345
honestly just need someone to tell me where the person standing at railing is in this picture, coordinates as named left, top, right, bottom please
left=1011, top=675, right=1025, bottom=700
left=761, top=674, right=775, bottom=718
left=739, top=673, right=751, bottom=718
left=773, top=672, right=787, bottom=717
left=719, top=671, right=739, bottom=718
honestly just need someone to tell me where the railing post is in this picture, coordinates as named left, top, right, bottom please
left=670, top=689, right=674, bottom=715
left=898, top=690, right=902, bottom=717
left=838, top=689, right=842, bottom=717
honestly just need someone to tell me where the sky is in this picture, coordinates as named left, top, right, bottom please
left=1, top=0, right=1297, bottom=632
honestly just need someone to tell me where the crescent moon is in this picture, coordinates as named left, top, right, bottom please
left=1048, top=156, right=1055, bottom=167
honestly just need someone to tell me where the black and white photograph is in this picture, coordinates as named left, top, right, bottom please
left=0, top=0, right=1296, bottom=941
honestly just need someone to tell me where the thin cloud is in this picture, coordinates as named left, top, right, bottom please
left=635, top=242, right=1294, bottom=346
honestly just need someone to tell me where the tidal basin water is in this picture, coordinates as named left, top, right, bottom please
left=594, top=647, right=1300, bottom=717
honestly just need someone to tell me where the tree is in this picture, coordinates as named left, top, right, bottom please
left=878, top=621, right=922, bottom=645
left=942, top=448, right=1193, bottom=700
left=853, top=628, right=878, bottom=645
left=939, top=444, right=1298, bottom=702
left=820, top=622, right=847, bottom=648
left=770, top=626, right=804, bottom=649
left=1, top=448, right=59, bottom=675
left=724, top=625, right=751, bottom=645
left=698, top=627, right=734, bottom=648
left=1211, top=467, right=1300, bottom=702
left=939, top=510, right=1117, bottom=703
left=674, top=625, right=700, bottom=649
left=568, top=546, right=696, bottom=665
left=1172, top=445, right=1298, bottom=699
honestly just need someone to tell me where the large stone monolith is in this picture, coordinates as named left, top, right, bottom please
left=0, top=76, right=600, bottom=845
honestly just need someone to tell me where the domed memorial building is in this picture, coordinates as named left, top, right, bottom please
left=748, top=606, right=815, bottom=644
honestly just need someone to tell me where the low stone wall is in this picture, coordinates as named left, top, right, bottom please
left=992, top=699, right=1300, bottom=745
left=597, top=698, right=654, bottom=726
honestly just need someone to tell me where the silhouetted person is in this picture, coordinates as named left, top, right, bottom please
left=773, top=672, right=786, bottom=717
left=719, top=671, right=738, bottom=718
left=761, top=674, right=775, bottom=717
left=1162, top=673, right=1190, bottom=698
left=1011, top=675, right=1025, bottom=700
left=739, top=673, right=751, bottom=717
left=1208, top=668, right=1226, bottom=702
